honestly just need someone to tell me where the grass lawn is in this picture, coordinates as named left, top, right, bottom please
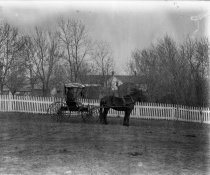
left=0, top=112, right=209, bottom=175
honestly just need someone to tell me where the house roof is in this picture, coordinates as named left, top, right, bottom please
left=80, top=74, right=146, bottom=85
left=79, top=75, right=111, bottom=85
left=64, top=83, right=101, bottom=89
left=115, top=75, right=144, bottom=83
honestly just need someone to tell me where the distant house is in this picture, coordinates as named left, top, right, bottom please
left=80, top=71, right=147, bottom=97
left=1, top=71, right=146, bottom=98
left=1, top=82, right=43, bottom=96
left=82, top=84, right=102, bottom=99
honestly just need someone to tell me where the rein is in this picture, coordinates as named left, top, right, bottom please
left=102, top=90, right=141, bottom=108
left=122, top=95, right=135, bottom=106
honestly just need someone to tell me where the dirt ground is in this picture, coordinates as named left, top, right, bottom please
left=0, top=112, right=209, bottom=175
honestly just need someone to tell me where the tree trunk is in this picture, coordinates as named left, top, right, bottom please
left=0, top=83, right=3, bottom=94
left=42, top=83, right=46, bottom=96
left=30, top=67, right=34, bottom=94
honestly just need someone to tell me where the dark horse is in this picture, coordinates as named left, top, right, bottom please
left=99, top=89, right=147, bottom=126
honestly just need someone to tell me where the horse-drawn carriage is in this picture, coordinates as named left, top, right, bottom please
left=47, top=82, right=147, bottom=126
left=47, top=83, right=100, bottom=122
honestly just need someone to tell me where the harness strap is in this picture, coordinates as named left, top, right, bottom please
left=129, top=95, right=134, bottom=104
left=122, top=95, right=134, bottom=106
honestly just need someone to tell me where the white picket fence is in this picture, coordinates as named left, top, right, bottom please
left=0, top=95, right=210, bottom=124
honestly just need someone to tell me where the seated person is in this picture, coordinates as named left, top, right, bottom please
left=66, top=89, right=78, bottom=111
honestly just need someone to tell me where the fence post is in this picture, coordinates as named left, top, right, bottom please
left=200, top=109, right=203, bottom=123
left=172, top=106, right=175, bottom=120
left=8, top=94, right=13, bottom=112
left=174, top=106, right=179, bottom=121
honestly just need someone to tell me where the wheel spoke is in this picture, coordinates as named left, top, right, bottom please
left=47, top=101, right=67, bottom=122
left=47, top=102, right=99, bottom=123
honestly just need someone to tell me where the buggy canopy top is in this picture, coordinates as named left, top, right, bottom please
left=65, top=83, right=101, bottom=89
left=83, top=84, right=101, bottom=87
left=65, top=83, right=85, bottom=89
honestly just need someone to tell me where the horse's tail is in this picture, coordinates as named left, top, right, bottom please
left=99, top=98, right=106, bottom=122
left=99, top=98, right=104, bottom=116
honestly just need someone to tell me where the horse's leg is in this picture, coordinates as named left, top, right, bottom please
left=103, top=108, right=109, bottom=124
left=99, top=106, right=104, bottom=123
left=123, top=109, right=131, bottom=126
left=57, top=107, right=63, bottom=122
left=126, top=110, right=132, bottom=126
left=123, top=111, right=127, bottom=126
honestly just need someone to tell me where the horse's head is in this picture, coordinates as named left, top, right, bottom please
left=130, top=88, right=147, bottom=102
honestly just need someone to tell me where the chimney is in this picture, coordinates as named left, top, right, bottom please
left=134, top=71, right=137, bottom=76
left=112, top=71, right=114, bottom=76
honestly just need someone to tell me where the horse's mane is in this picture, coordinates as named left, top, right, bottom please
left=129, top=88, right=141, bottom=95
left=123, top=88, right=141, bottom=99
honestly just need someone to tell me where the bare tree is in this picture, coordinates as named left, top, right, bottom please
left=58, top=19, right=91, bottom=82
left=181, top=37, right=209, bottom=106
left=129, top=36, right=209, bottom=106
left=32, top=27, right=61, bottom=96
left=50, top=63, right=68, bottom=93
left=21, top=35, right=37, bottom=94
left=0, top=22, right=26, bottom=94
left=129, top=47, right=162, bottom=101
left=5, top=63, right=26, bottom=95
left=91, top=41, right=113, bottom=86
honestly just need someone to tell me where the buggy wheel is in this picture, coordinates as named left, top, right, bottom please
left=77, top=104, right=90, bottom=122
left=78, top=105, right=89, bottom=122
left=89, top=106, right=100, bottom=119
left=80, top=105, right=99, bottom=122
left=47, top=101, right=67, bottom=122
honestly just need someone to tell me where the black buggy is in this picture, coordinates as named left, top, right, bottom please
left=47, top=83, right=100, bottom=122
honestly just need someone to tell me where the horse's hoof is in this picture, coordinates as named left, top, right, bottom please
left=102, top=121, right=108, bottom=125
left=100, top=121, right=108, bottom=125
left=123, top=123, right=129, bottom=127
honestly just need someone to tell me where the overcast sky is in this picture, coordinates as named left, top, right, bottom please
left=0, top=1, right=209, bottom=74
